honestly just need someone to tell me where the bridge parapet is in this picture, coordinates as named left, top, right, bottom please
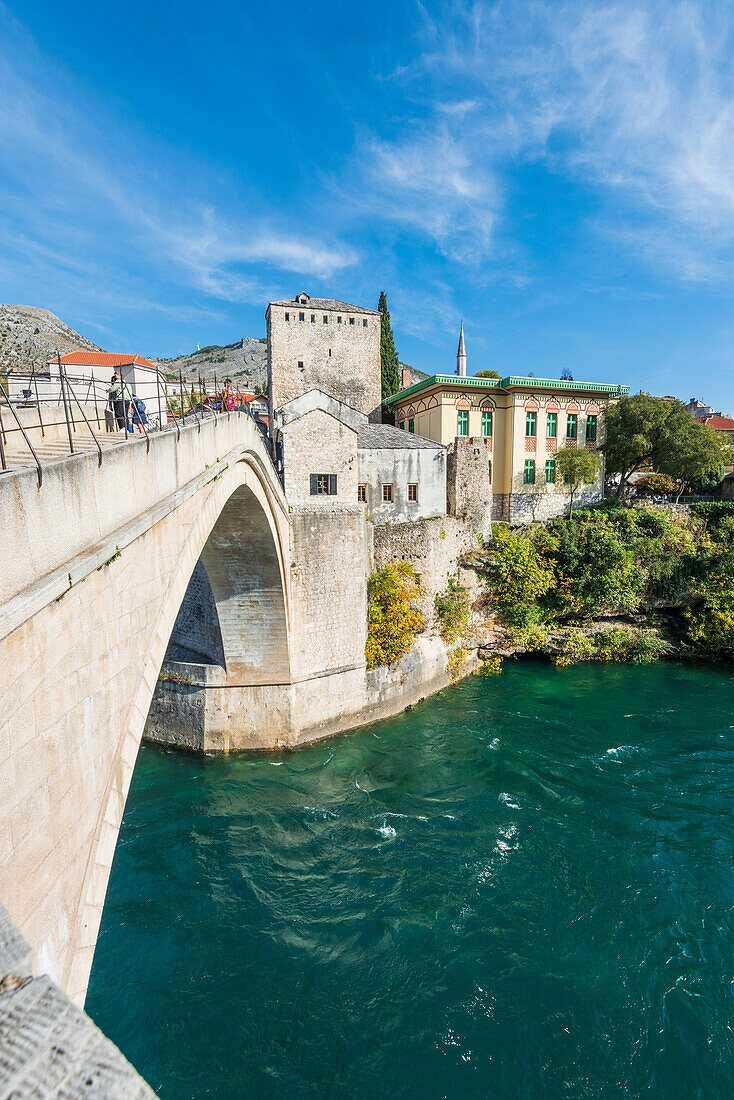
left=0, top=411, right=288, bottom=641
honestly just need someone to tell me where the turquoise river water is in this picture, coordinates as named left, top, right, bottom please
left=87, top=661, right=734, bottom=1099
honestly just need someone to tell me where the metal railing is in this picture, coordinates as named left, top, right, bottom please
left=0, top=379, right=44, bottom=487
left=0, top=365, right=271, bottom=488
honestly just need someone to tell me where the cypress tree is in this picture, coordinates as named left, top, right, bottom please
left=378, top=291, right=400, bottom=402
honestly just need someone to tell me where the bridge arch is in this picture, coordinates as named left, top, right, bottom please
left=66, top=457, right=291, bottom=1002
left=0, top=415, right=292, bottom=1006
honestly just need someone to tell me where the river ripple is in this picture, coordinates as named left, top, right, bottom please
left=87, top=661, right=734, bottom=1099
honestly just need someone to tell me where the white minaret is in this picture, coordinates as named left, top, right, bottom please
left=456, top=320, right=466, bottom=377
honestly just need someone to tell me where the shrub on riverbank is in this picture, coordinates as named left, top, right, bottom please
left=477, top=501, right=734, bottom=666
left=365, top=562, right=425, bottom=669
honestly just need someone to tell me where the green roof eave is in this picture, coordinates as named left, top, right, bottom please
left=385, top=374, right=629, bottom=406
left=501, top=376, right=630, bottom=395
left=384, top=374, right=501, bottom=406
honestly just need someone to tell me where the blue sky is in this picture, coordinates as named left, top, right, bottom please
left=2, top=1, right=734, bottom=407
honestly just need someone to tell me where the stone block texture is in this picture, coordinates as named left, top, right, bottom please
left=446, top=436, right=492, bottom=536
left=372, top=516, right=479, bottom=631
left=0, top=974, right=156, bottom=1098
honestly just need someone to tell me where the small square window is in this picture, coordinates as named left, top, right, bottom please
left=357, top=484, right=366, bottom=502
left=311, top=473, right=337, bottom=495
left=297, top=361, right=304, bottom=370
left=311, top=314, right=315, bottom=323
left=349, top=317, right=355, bottom=325
left=408, top=483, right=418, bottom=502
left=383, top=484, right=393, bottom=502
left=323, top=315, right=328, bottom=323
left=285, top=312, right=290, bottom=321
left=299, top=312, right=305, bottom=321
left=337, top=316, right=342, bottom=323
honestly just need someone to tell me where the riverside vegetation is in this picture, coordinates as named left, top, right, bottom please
left=365, top=501, right=734, bottom=678
left=475, top=500, right=734, bottom=670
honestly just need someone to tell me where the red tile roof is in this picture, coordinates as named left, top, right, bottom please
left=49, top=351, right=158, bottom=369
left=704, top=416, right=734, bottom=430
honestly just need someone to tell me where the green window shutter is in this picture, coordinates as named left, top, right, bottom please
left=408, top=419, right=414, bottom=433
left=547, top=413, right=557, bottom=438
left=329, top=474, right=337, bottom=495
left=545, top=459, right=555, bottom=484
left=586, top=415, right=597, bottom=441
left=525, top=411, right=537, bottom=437
left=567, top=414, right=577, bottom=439
left=457, top=410, right=469, bottom=436
left=524, top=460, right=535, bottom=484
left=482, top=410, right=492, bottom=437
left=310, top=474, right=318, bottom=495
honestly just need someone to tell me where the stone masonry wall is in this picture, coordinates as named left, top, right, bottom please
left=509, top=488, right=602, bottom=524
left=372, top=516, right=480, bottom=631
left=166, top=559, right=225, bottom=665
left=446, top=436, right=492, bottom=538
left=267, top=301, right=381, bottom=421
left=288, top=507, right=370, bottom=681
left=281, top=409, right=359, bottom=509
left=491, top=494, right=509, bottom=521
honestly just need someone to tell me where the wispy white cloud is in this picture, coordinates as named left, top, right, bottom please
left=344, top=0, right=734, bottom=281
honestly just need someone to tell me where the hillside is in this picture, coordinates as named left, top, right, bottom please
left=149, top=337, right=268, bottom=393
left=0, top=305, right=101, bottom=373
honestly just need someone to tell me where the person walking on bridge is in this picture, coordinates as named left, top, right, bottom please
left=108, top=372, right=132, bottom=431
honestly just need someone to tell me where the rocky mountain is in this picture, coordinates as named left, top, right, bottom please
left=149, top=337, right=268, bottom=394
left=0, top=305, right=101, bottom=373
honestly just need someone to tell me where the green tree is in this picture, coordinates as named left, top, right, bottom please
left=602, top=394, right=729, bottom=498
left=378, top=291, right=400, bottom=402
left=481, top=527, right=557, bottom=628
left=474, top=369, right=502, bottom=379
left=657, top=414, right=727, bottom=500
left=552, top=447, right=601, bottom=516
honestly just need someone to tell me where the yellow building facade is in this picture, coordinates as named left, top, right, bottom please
left=385, top=374, right=629, bottom=523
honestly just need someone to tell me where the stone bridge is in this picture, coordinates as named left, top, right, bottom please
left=0, top=412, right=295, bottom=1006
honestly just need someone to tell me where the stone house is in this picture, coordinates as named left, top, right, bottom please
left=275, top=389, right=446, bottom=522
left=384, top=325, right=629, bottom=523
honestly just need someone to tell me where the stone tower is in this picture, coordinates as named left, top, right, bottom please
left=266, top=292, right=382, bottom=422
left=456, top=321, right=466, bottom=377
